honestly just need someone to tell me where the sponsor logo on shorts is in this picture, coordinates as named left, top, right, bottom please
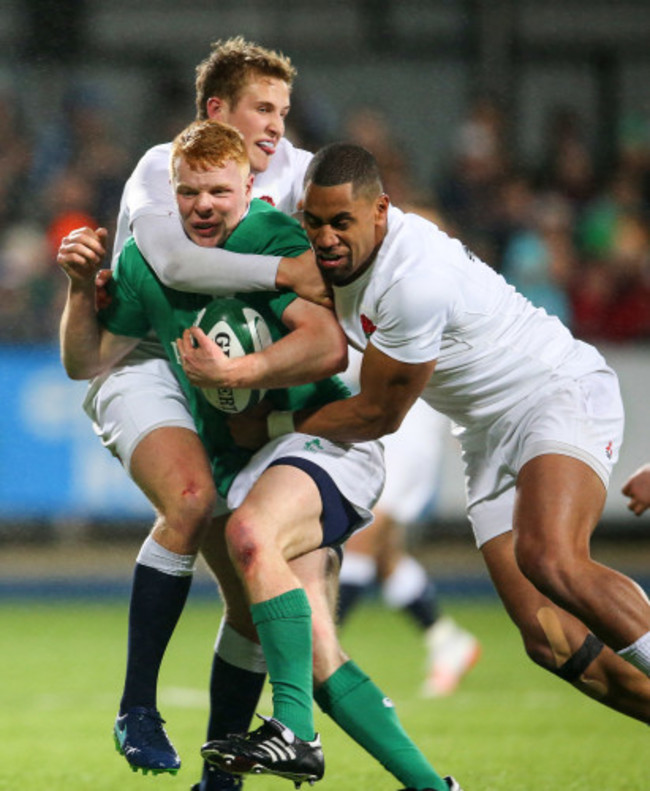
left=605, top=440, right=613, bottom=460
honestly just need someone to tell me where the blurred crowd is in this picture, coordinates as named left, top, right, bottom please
left=0, top=84, right=130, bottom=343
left=334, top=98, right=650, bottom=347
left=2, top=80, right=650, bottom=346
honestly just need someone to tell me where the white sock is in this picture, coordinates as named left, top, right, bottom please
left=339, top=551, right=377, bottom=586
left=618, top=630, right=650, bottom=675
left=382, top=556, right=428, bottom=608
left=215, top=620, right=267, bottom=673
left=136, top=534, right=196, bottom=577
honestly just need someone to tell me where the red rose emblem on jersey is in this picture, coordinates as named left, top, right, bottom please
left=360, top=314, right=376, bottom=337
left=258, top=195, right=276, bottom=206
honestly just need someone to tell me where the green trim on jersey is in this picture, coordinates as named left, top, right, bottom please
left=100, top=198, right=349, bottom=496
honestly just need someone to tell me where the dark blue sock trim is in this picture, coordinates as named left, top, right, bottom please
left=268, top=456, right=361, bottom=547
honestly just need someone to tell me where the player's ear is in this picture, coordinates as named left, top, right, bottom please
left=375, top=193, right=390, bottom=220
left=206, top=96, right=226, bottom=119
left=244, top=172, right=254, bottom=198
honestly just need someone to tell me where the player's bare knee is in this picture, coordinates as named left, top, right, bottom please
left=224, top=515, right=264, bottom=574
left=179, top=479, right=218, bottom=519
left=159, top=486, right=217, bottom=550
left=515, top=542, right=574, bottom=602
left=514, top=536, right=547, bottom=581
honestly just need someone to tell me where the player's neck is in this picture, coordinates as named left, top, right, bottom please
left=338, top=241, right=382, bottom=287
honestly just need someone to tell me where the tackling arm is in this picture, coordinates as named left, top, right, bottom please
left=134, top=214, right=279, bottom=294
left=134, top=215, right=331, bottom=307
left=291, top=343, right=437, bottom=443
left=228, top=342, right=437, bottom=450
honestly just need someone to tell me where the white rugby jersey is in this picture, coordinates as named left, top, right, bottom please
left=112, top=136, right=312, bottom=264
left=334, top=205, right=607, bottom=430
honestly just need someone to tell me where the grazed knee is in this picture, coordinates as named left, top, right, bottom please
left=225, top=514, right=264, bottom=575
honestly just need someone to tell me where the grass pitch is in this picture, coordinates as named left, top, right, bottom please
left=0, top=594, right=646, bottom=791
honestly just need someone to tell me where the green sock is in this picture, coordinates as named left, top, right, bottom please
left=315, top=660, right=448, bottom=791
left=251, top=588, right=314, bottom=741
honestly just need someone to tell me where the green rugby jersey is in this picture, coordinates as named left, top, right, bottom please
left=100, top=198, right=349, bottom=495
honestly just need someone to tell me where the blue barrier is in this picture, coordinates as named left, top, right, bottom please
left=0, top=344, right=151, bottom=519
left=1, top=342, right=648, bottom=526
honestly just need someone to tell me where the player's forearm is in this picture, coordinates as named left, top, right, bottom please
left=134, top=215, right=279, bottom=294
left=59, top=285, right=107, bottom=379
left=225, top=326, right=347, bottom=391
left=292, top=393, right=401, bottom=444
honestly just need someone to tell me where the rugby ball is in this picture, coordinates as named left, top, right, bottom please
left=193, top=297, right=273, bottom=413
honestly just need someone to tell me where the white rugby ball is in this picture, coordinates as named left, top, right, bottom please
left=193, top=297, right=273, bottom=413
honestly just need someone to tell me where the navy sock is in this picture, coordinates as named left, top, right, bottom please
left=403, top=580, right=440, bottom=630
left=198, top=764, right=244, bottom=790
left=206, top=654, right=266, bottom=739
left=198, top=653, right=267, bottom=789
left=119, top=563, right=192, bottom=713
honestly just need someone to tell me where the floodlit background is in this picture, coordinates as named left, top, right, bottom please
left=0, top=0, right=649, bottom=581
left=1, top=4, right=650, bottom=790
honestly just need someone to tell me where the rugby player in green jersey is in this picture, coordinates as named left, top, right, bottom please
left=58, top=119, right=462, bottom=791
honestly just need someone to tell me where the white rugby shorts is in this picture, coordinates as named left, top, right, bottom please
left=85, top=359, right=386, bottom=534
left=464, top=368, right=624, bottom=548
left=377, top=398, right=449, bottom=524
left=226, top=432, right=385, bottom=532
left=83, top=358, right=196, bottom=473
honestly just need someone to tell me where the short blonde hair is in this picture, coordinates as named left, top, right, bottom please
left=170, top=120, right=249, bottom=182
left=195, top=36, right=296, bottom=120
